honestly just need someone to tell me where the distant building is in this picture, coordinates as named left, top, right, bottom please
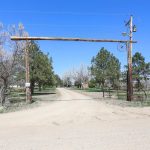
left=81, top=82, right=89, bottom=89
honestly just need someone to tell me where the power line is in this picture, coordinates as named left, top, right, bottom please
left=0, top=11, right=129, bottom=16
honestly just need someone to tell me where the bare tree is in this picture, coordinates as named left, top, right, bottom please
left=0, top=23, right=28, bottom=105
left=71, top=64, right=90, bottom=88
left=62, top=71, right=72, bottom=87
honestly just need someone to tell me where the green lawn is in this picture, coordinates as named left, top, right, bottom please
left=73, top=87, right=150, bottom=102
left=1, top=87, right=57, bottom=113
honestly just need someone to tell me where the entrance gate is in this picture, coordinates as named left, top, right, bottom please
left=11, top=16, right=137, bottom=101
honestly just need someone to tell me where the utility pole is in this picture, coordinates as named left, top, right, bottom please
left=25, top=41, right=32, bottom=103
left=127, top=15, right=134, bottom=101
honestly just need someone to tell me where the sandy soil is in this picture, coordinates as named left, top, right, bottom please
left=0, top=88, right=150, bottom=150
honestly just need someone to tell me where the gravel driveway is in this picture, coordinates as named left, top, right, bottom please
left=0, top=88, right=150, bottom=150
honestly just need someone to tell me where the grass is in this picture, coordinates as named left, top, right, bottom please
left=112, top=90, right=150, bottom=107
left=0, top=97, right=39, bottom=113
left=116, top=91, right=150, bottom=100
left=73, top=87, right=113, bottom=92
left=72, top=87, right=150, bottom=107
left=74, top=87, right=150, bottom=100
left=33, top=88, right=56, bottom=96
left=0, top=87, right=57, bottom=113
left=9, top=87, right=56, bottom=97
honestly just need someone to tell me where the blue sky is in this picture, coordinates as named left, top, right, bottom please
left=0, top=0, right=150, bottom=77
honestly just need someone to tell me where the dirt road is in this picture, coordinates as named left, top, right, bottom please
left=0, top=88, right=150, bottom=150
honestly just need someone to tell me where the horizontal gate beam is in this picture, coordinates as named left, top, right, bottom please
left=11, top=36, right=137, bottom=43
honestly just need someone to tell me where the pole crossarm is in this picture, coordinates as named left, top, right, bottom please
left=11, top=36, right=137, bottom=43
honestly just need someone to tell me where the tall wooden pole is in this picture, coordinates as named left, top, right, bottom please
left=25, top=41, right=31, bottom=103
left=127, top=15, right=133, bottom=101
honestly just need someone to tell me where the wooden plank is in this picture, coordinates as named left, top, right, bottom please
left=11, top=36, right=137, bottom=43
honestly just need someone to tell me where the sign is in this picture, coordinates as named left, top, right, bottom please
left=25, top=83, right=30, bottom=88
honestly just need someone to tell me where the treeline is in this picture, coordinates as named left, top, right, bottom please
left=29, top=41, right=62, bottom=93
left=63, top=47, right=150, bottom=98
left=0, top=23, right=61, bottom=106
left=24, top=41, right=55, bottom=94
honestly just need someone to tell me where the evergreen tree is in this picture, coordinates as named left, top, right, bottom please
left=90, top=47, right=121, bottom=97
